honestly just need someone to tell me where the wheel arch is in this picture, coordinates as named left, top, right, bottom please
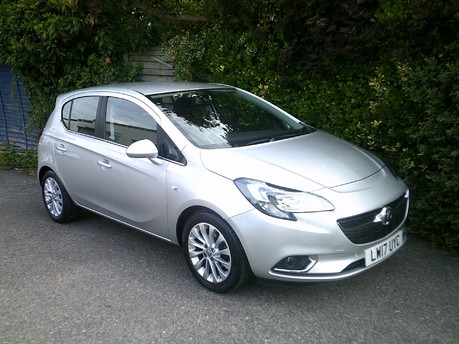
left=179, top=206, right=254, bottom=292
left=176, top=206, right=227, bottom=247
left=38, top=166, right=53, bottom=186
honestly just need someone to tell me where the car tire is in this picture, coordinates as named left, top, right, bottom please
left=183, top=211, right=251, bottom=293
left=41, top=171, right=80, bottom=223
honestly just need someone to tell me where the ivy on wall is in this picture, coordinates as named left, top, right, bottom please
left=0, top=0, right=157, bottom=128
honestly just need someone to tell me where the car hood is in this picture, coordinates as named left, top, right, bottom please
left=200, top=130, right=385, bottom=191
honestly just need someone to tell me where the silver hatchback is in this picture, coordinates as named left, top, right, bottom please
left=38, top=82, right=409, bottom=292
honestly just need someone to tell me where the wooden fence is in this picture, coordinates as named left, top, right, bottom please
left=0, top=64, right=37, bottom=149
left=125, top=47, right=175, bottom=82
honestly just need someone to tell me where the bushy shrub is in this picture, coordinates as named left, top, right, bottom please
left=293, top=57, right=459, bottom=253
left=167, top=2, right=459, bottom=253
left=1, top=0, right=457, bottom=252
left=0, top=145, right=37, bottom=172
left=396, top=54, right=459, bottom=252
left=0, top=0, right=151, bottom=129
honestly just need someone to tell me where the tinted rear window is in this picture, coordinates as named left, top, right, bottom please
left=62, top=97, right=99, bottom=136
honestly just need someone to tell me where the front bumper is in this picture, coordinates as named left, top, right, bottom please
left=228, top=204, right=408, bottom=283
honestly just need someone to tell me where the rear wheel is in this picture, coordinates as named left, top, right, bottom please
left=183, top=211, right=251, bottom=293
left=41, top=171, right=80, bottom=223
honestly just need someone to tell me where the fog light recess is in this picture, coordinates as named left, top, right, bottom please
left=272, top=255, right=317, bottom=274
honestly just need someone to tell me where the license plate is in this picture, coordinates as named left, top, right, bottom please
left=365, top=231, right=403, bottom=267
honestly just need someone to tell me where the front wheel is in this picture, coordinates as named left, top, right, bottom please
left=41, top=171, right=80, bottom=223
left=183, top=211, right=251, bottom=293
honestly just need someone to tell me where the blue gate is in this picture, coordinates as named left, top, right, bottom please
left=0, top=64, right=37, bottom=149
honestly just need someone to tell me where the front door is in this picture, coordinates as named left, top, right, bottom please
left=89, top=96, right=169, bottom=239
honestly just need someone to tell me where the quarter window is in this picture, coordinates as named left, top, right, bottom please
left=62, top=97, right=99, bottom=136
left=105, top=98, right=158, bottom=146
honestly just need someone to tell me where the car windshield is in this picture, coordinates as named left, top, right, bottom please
left=147, top=88, right=314, bottom=149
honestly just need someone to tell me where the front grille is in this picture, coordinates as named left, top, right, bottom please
left=337, top=192, right=409, bottom=244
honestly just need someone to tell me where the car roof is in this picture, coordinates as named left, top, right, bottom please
left=69, top=81, right=232, bottom=96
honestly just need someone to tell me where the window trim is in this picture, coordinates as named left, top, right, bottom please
left=59, top=93, right=187, bottom=165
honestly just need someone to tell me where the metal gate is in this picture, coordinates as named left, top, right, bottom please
left=0, top=64, right=37, bottom=149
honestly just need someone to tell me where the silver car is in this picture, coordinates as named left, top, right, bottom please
left=37, top=82, right=409, bottom=292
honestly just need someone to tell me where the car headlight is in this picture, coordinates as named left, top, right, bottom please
left=234, top=178, right=334, bottom=220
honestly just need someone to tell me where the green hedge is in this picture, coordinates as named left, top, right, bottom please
left=292, top=58, right=459, bottom=253
left=0, top=0, right=150, bottom=129
left=1, top=0, right=457, bottom=252
left=166, top=18, right=459, bottom=253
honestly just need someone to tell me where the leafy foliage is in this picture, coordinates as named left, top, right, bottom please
left=167, top=0, right=459, bottom=253
left=0, top=0, right=156, bottom=128
left=397, top=54, right=459, bottom=250
left=0, top=0, right=457, bottom=252
left=0, top=144, right=37, bottom=173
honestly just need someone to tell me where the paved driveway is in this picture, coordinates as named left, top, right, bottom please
left=0, top=169, right=458, bottom=344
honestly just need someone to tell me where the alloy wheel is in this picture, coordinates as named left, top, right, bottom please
left=43, top=177, right=63, bottom=217
left=187, top=222, right=232, bottom=283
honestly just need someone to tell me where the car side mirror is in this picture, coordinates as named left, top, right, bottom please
left=126, top=139, right=159, bottom=159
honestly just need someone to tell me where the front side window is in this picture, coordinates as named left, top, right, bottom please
left=148, top=88, right=313, bottom=149
left=105, top=97, right=158, bottom=146
left=62, top=97, right=99, bottom=136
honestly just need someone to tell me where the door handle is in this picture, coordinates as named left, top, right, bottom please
left=97, top=159, right=112, bottom=169
left=56, top=144, right=67, bottom=152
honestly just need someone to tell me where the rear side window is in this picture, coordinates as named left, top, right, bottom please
left=105, top=97, right=158, bottom=146
left=62, top=97, right=99, bottom=136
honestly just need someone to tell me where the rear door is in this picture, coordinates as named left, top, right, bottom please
left=53, top=96, right=101, bottom=205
